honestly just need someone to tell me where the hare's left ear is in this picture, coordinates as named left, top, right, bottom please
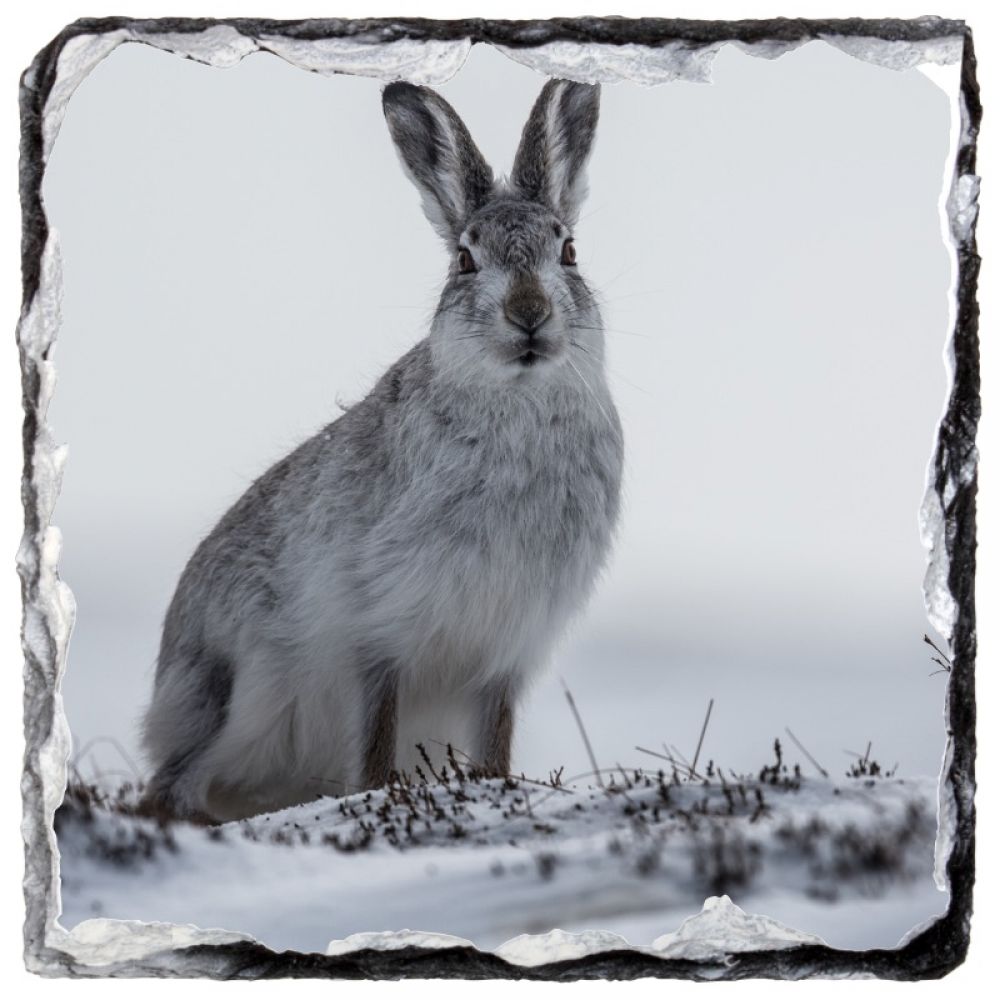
left=511, top=79, right=600, bottom=227
left=383, top=82, right=495, bottom=242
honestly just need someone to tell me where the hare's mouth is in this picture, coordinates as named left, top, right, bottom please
left=512, top=345, right=558, bottom=366
left=503, top=338, right=561, bottom=368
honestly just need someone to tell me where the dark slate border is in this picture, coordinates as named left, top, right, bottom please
left=17, top=15, right=979, bottom=982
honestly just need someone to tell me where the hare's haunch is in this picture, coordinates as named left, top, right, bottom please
left=141, top=79, right=624, bottom=822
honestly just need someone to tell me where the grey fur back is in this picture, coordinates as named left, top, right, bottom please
left=141, top=78, right=624, bottom=821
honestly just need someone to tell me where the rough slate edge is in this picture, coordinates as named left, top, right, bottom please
left=15, top=15, right=979, bottom=982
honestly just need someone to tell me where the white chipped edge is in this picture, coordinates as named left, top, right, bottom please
left=40, top=25, right=473, bottom=159
left=325, top=898, right=824, bottom=969
left=489, top=897, right=825, bottom=968
left=650, top=896, right=825, bottom=962
left=326, top=929, right=476, bottom=957
left=490, top=29, right=963, bottom=86
left=493, top=39, right=726, bottom=86
left=912, top=57, right=978, bottom=900
left=494, top=928, right=634, bottom=967
left=49, top=918, right=253, bottom=968
left=21, top=22, right=972, bottom=972
left=822, top=33, right=964, bottom=72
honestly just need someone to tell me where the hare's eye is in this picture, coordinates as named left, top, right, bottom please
left=561, top=239, right=577, bottom=266
left=457, top=248, right=477, bottom=274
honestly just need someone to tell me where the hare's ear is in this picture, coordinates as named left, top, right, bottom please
left=382, top=82, right=495, bottom=242
left=511, top=79, right=600, bottom=227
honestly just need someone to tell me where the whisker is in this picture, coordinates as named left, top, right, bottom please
left=564, top=353, right=617, bottom=438
left=596, top=262, right=641, bottom=292
left=572, top=324, right=649, bottom=339
left=570, top=336, right=653, bottom=396
left=599, top=288, right=668, bottom=304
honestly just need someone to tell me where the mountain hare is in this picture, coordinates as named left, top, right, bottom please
left=141, top=78, right=624, bottom=822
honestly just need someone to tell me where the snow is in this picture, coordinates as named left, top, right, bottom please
left=56, top=764, right=947, bottom=961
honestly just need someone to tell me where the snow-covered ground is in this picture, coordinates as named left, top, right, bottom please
left=57, top=744, right=947, bottom=962
left=56, top=748, right=947, bottom=960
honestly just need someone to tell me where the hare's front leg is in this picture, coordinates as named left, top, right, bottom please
left=477, top=678, right=516, bottom=776
left=362, top=668, right=398, bottom=788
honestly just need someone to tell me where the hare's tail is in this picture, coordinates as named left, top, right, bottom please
left=139, top=650, right=234, bottom=820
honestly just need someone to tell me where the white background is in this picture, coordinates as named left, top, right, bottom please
left=2, top=1, right=998, bottom=996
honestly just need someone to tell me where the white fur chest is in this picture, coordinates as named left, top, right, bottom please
left=357, top=384, right=623, bottom=683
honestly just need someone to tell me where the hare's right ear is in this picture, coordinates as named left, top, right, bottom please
left=511, top=79, right=600, bottom=227
left=382, top=82, right=495, bottom=242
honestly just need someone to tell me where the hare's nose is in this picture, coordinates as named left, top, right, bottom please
left=505, top=280, right=552, bottom=336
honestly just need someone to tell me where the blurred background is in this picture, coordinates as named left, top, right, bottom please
left=44, top=38, right=955, bottom=788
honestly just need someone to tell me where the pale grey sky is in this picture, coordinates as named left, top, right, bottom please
left=44, top=38, right=954, bottom=785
